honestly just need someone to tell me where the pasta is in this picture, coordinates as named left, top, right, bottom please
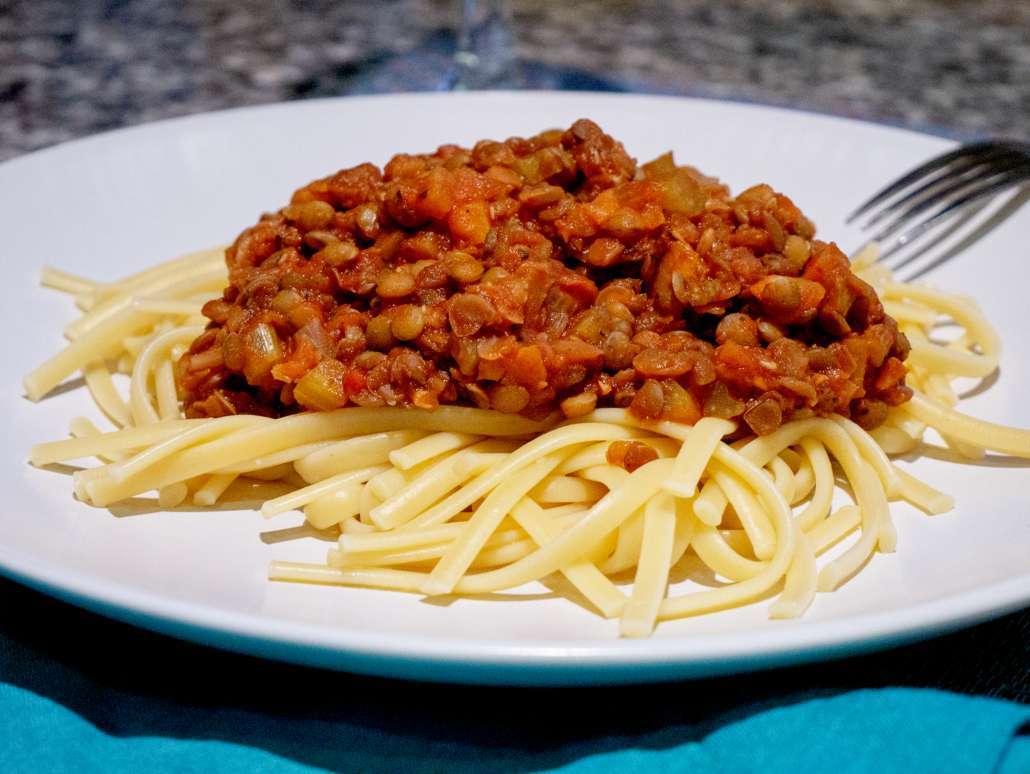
left=23, top=243, right=1030, bottom=637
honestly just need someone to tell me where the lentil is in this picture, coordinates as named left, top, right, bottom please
left=179, top=120, right=911, bottom=433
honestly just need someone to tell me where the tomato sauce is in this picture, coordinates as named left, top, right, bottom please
left=177, top=120, right=911, bottom=435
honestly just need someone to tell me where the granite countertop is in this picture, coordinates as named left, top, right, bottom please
left=2, top=0, right=1029, bottom=161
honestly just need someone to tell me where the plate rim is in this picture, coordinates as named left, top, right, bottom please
left=2, top=543, right=1029, bottom=674
left=2, top=90, right=1026, bottom=683
left=0, top=89, right=956, bottom=171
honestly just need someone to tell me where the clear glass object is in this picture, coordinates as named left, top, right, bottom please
left=341, top=0, right=617, bottom=95
left=450, top=0, right=522, bottom=90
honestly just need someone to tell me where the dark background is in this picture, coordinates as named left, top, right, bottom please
left=2, top=0, right=1029, bottom=162
left=1, top=0, right=1027, bottom=768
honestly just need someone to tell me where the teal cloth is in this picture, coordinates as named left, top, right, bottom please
left=1, top=682, right=1026, bottom=773
left=2, top=578, right=1028, bottom=774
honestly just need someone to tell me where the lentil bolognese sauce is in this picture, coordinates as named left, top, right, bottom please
left=177, top=119, right=911, bottom=438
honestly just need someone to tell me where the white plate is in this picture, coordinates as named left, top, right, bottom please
left=2, top=92, right=1028, bottom=685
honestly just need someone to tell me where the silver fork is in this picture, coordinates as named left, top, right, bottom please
left=847, top=140, right=1030, bottom=262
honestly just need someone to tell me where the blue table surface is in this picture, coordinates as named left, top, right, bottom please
left=2, top=576, right=1028, bottom=772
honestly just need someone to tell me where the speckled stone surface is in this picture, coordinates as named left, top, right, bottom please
left=2, top=0, right=1029, bottom=161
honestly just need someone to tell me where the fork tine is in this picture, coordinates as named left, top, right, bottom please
left=845, top=141, right=999, bottom=224
left=866, top=154, right=1029, bottom=243
left=860, top=147, right=1023, bottom=228
left=878, top=165, right=1030, bottom=261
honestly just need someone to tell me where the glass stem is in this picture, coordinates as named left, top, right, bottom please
left=452, top=0, right=521, bottom=90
